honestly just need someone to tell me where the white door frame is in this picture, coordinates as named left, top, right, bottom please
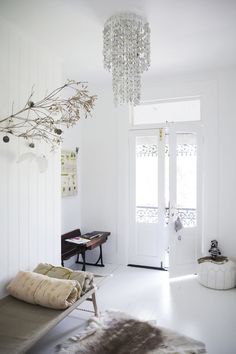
left=128, top=122, right=203, bottom=276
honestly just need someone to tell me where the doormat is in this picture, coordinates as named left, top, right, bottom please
left=128, top=264, right=167, bottom=271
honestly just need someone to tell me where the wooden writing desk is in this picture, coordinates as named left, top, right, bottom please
left=76, top=232, right=110, bottom=271
left=61, top=229, right=110, bottom=271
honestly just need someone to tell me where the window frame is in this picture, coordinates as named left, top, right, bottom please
left=130, top=96, right=202, bottom=128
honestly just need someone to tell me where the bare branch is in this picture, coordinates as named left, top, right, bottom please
left=0, top=80, right=97, bottom=148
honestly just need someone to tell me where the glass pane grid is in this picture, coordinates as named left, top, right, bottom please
left=176, top=133, right=197, bottom=228
left=136, top=136, right=158, bottom=224
left=136, top=206, right=158, bottom=223
left=136, top=206, right=196, bottom=226
left=177, top=208, right=196, bottom=227
left=135, top=133, right=198, bottom=227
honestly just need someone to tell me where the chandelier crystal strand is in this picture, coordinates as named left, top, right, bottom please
left=103, top=13, right=150, bottom=106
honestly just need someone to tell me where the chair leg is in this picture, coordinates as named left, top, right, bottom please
left=92, top=292, right=99, bottom=317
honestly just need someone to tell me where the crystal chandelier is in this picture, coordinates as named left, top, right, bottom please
left=103, top=12, right=150, bottom=106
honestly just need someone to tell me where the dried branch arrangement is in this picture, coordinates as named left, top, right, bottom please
left=0, top=80, right=97, bottom=148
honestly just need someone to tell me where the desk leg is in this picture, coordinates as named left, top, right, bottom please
left=76, top=243, right=105, bottom=269
left=95, top=245, right=104, bottom=267
left=81, top=250, right=86, bottom=271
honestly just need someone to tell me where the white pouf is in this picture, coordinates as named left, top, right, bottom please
left=197, top=257, right=236, bottom=290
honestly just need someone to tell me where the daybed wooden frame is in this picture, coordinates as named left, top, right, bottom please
left=0, top=274, right=105, bottom=354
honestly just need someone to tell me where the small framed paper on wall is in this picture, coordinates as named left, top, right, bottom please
left=61, top=150, right=78, bottom=197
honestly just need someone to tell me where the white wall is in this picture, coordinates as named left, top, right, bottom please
left=75, top=70, right=236, bottom=266
left=61, top=124, right=82, bottom=235
left=0, top=17, right=62, bottom=297
left=218, top=71, right=236, bottom=260
left=61, top=83, right=130, bottom=266
left=61, top=125, right=82, bottom=268
left=79, top=86, right=129, bottom=264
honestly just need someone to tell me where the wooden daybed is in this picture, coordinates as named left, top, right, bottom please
left=0, top=274, right=105, bottom=354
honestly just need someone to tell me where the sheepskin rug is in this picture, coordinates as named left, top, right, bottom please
left=56, top=310, right=207, bottom=354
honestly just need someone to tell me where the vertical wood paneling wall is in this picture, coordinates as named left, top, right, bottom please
left=0, top=18, right=62, bottom=297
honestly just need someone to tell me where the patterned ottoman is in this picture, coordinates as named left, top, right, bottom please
left=197, top=256, right=236, bottom=290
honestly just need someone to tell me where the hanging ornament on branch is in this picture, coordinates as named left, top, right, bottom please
left=0, top=80, right=97, bottom=149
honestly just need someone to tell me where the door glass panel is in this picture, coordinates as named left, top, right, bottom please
left=176, top=133, right=197, bottom=227
left=136, top=136, right=158, bottom=223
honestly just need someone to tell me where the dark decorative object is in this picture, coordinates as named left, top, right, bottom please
left=208, top=239, right=221, bottom=259
left=174, top=216, right=183, bottom=232
left=54, top=128, right=62, bottom=135
left=0, top=80, right=97, bottom=149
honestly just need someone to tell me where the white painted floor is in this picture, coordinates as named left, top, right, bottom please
left=30, top=264, right=236, bottom=354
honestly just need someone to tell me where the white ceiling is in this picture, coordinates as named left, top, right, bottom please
left=1, top=0, right=236, bottom=84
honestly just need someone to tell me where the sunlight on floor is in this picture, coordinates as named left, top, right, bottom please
left=169, top=274, right=197, bottom=283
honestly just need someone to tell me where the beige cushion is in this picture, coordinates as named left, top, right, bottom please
left=7, top=271, right=78, bottom=309
left=34, top=263, right=93, bottom=295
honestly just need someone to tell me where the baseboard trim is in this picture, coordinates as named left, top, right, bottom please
left=128, top=264, right=168, bottom=271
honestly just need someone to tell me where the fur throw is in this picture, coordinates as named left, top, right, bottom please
left=56, top=310, right=206, bottom=354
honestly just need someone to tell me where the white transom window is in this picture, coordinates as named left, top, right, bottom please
left=133, top=98, right=201, bottom=125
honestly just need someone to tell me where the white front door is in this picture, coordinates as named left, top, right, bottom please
left=129, top=129, right=167, bottom=268
left=129, top=124, right=202, bottom=275
left=168, top=123, right=202, bottom=277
